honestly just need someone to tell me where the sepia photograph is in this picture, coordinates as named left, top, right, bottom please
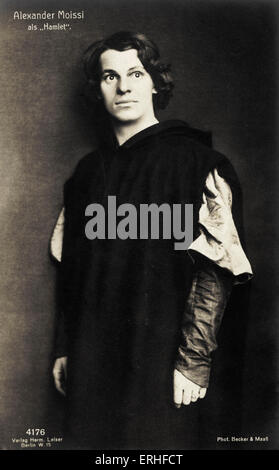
left=0, top=0, right=277, bottom=459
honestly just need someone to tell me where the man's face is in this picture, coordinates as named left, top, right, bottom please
left=99, top=48, right=157, bottom=124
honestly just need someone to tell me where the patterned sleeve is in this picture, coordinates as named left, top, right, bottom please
left=188, top=168, right=253, bottom=283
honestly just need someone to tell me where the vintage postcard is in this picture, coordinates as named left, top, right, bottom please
left=0, top=0, right=277, bottom=460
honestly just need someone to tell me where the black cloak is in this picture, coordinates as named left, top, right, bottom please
left=57, top=120, right=248, bottom=449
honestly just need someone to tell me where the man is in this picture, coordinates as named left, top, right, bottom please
left=51, top=31, right=252, bottom=449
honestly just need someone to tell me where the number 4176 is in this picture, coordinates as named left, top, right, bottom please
left=26, top=429, right=46, bottom=436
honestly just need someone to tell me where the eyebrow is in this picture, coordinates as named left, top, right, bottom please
left=101, top=65, right=145, bottom=75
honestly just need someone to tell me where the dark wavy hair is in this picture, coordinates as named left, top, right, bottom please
left=83, top=31, right=174, bottom=112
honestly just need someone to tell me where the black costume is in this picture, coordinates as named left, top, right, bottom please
left=54, top=120, right=249, bottom=449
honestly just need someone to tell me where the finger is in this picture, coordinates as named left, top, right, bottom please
left=53, top=368, right=66, bottom=396
left=199, top=388, right=207, bottom=399
left=173, top=384, right=183, bottom=408
left=54, top=375, right=66, bottom=396
left=191, top=385, right=200, bottom=402
left=182, top=389, right=192, bottom=406
left=191, top=392, right=199, bottom=402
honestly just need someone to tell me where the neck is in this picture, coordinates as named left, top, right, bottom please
left=112, top=116, right=159, bottom=146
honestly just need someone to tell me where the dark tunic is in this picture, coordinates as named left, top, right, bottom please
left=58, top=120, right=244, bottom=449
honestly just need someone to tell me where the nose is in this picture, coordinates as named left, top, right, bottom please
left=116, top=77, right=131, bottom=94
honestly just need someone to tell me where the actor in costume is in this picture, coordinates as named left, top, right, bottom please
left=50, top=32, right=252, bottom=449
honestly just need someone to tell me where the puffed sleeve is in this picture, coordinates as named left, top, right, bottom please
left=188, top=168, right=253, bottom=283
left=50, top=207, right=65, bottom=263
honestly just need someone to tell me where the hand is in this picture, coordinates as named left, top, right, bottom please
left=53, top=356, right=68, bottom=396
left=173, top=369, right=207, bottom=407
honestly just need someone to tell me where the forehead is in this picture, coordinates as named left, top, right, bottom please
left=99, top=48, right=144, bottom=72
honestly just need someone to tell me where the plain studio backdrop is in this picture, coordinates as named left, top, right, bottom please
left=0, top=0, right=277, bottom=450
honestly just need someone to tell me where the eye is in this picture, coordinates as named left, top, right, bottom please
left=103, top=74, right=116, bottom=82
left=130, top=71, right=144, bottom=78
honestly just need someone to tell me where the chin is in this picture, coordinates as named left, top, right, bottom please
left=113, top=111, right=142, bottom=122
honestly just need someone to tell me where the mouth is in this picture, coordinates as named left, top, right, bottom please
left=115, top=100, right=138, bottom=105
